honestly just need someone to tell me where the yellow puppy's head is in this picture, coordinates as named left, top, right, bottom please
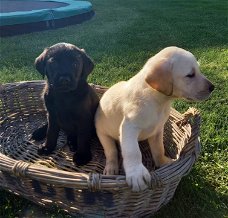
left=145, top=46, right=214, bottom=101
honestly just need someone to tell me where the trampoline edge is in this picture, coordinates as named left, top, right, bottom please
left=0, top=10, right=95, bottom=37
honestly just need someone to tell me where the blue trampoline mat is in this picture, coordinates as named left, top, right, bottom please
left=0, top=0, right=93, bottom=26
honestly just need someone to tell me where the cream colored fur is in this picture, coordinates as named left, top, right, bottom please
left=95, top=46, right=214, bottom=192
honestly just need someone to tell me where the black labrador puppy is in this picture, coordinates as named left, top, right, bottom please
left=32, top=43, right=99, bottom=165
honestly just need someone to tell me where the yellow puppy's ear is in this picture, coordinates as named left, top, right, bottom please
left=145, top=58, right=173, bottom=96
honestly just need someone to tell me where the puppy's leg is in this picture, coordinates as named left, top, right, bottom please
left=148, top=129, right=173, bottom=167
left=31, top=124, right=48, bottom=141
left=73, top=123, right=92, bottom=166
left=97, top=131, right=119, bottom=175
left=120, top=117, right=151, bottom=192
left=38, top=116, right=60, bottom=155
left=67, top=134, right=77, bottom=152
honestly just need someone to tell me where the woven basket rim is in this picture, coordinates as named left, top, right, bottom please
left=0, top=80, right=201, bottom=191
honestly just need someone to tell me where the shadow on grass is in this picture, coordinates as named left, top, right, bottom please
left=154, top=166, right=228, bottom=218
left=1, top=0, right=227, bottom=69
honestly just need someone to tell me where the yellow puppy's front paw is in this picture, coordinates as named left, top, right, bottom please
left=156, top=156, right=174, bottom=167
left=125, top=164, right=151, bottom=192
left=103, top=161, right=119, bottom=175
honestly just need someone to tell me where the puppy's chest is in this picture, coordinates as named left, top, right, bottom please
left=141, top=113, right=165, bottom=131
left=53, top=98, right=84, bottom=128
left=138, top=107, right=170, bottom=139
left=56, top=99, right=80, bottom=115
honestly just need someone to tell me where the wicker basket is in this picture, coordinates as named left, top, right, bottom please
left=0, top=80, right=201, bottom=217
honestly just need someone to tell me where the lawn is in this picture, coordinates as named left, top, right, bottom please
left=0, top=0, right=227, bottom=217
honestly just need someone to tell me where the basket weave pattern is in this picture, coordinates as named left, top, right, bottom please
left=0, top=81, right=201, bottom=217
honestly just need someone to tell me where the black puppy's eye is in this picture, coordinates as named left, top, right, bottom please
left=49, top=58, right=55, bottom=63
left=49, top=59, right=58, bottom=68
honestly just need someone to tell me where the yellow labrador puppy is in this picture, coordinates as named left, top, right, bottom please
left=95, top=47, right=214, bottom=191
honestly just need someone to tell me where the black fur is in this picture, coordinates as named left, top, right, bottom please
left=32, top=43, right=99, bottom=165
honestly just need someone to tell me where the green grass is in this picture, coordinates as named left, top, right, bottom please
left=0, top=0, right=228, bottom=217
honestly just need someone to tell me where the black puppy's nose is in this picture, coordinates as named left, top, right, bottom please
left=209, top=83, right=215, bottom=92
left=59, top=76, right=70, bottom=85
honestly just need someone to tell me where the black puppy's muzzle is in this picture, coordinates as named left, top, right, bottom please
left=59, top=76, right=71, bottom=86
left=55, top=76, right=77, bottom=92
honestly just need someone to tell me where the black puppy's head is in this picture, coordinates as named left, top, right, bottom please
left=35, top=43, right=94, bottom=92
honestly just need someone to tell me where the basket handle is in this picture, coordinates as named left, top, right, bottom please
left=176, top=107, right=201, bottom=159
left=176, top=107, right=200, bottom=127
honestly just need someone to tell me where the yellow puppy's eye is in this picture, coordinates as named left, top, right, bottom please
left=186, top=73, right=195, bottom=78
left=186, top=69, right=195, bottom=78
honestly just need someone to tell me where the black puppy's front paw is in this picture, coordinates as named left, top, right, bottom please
left=68, top=144, right=77, bottom=152
left=31, top=124, right=48, bottom=141
left=37, top=144, right=54, bottom=155
left=73, top=152, right=92, bottom=166
left=67, top=136, right=77, bottom=152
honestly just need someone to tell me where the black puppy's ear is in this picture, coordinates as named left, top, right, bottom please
left=81, top=50, right=94, bottom=79
left=34, top=48, right=49, bottom=78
